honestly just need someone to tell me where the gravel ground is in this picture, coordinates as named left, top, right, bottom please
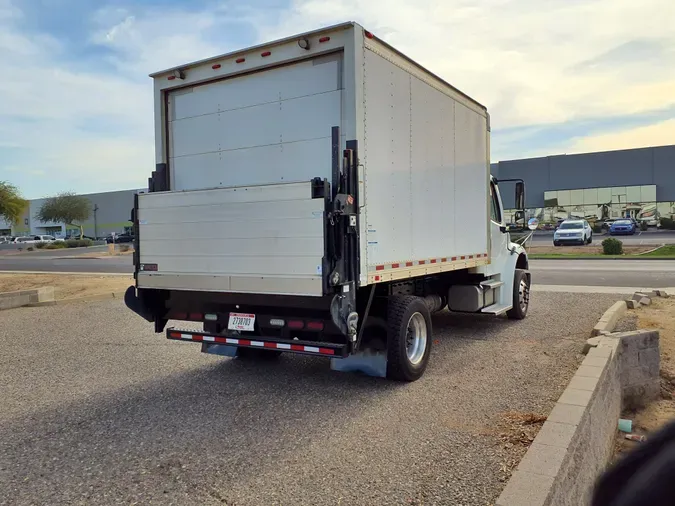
left=0, top=293, right=621, bottom=506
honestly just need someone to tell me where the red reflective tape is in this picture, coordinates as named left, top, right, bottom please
left=169, top=332, right=181, bottom=338
left=290, top=344, right=304, bottom=352
left=239, top=339, right=251, bottom=346
left=419, top=260, right=426, bottom=265
left=214, top=336, right=229, bottom=344
left=391, top=263, right=400, bottom=268
left=263, top=342, right=277, bottom=349
left=374, top=275, right=381, bottom=281
left=451, top=257, right=457, bottom=261
left=460, top=256, right=466, bottom=260
left=406, top=261, right=413, bottom=267
left=192, top=335, right=204, bottom=342
left=375, top=265, right=384, bottom=271
left=430, top=259, right=437, bottom=264
left=319, top=348, right=335, bottom=355
left=441, top=258, right=447, bottom=262
left=468, top=255, right=473, bottom=259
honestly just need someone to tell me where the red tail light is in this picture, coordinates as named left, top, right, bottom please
left=236, top=57, right=245, bottom=63
left=261, top=51, right=271, bottom=57
left=212, top=64, right=221, bottom=69
left=287, top=320, right=304, bottom=329
left=306, top=321, right=324, bottom=331
left=189, top=313, right=203, bottom=321
left=319, top=36, right=330, bottom=43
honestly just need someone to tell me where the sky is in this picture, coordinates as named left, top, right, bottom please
left=0, top=0, right=674, bottom=199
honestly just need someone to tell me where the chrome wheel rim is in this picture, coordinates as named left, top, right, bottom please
left=406, top=312, right=427, bottom=365
left=518, top=278, right=530, bottom=312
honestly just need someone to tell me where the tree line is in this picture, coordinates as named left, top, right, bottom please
left=0, top=181, right=92, bottom=238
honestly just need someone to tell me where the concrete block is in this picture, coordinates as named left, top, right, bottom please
left=592, top=300, right=627, bottom=336
left=497, top=471, right=555, bottom=506
left=632, top=292, right=649, bottom=302
left=568, top=374, right=600, bottom=392
left=534, top=421, right=578, bottom=449
left=625, top=299, right=638, bottom=309
left=517, top=442, right=567, bottom=477
left=582, top=337, right=601, bottom=355
left=639, top=297, right=651, bottom=306
left=558, top=388, right=593, bottom=407
left=624, top=382, right=661, bottom=409
left=619, top=330, right=659, bottom=351
left=546, top=403, right=586, bottom=426
left=576, top=365, right=604, bottom=379
left=582, top=355, right=609, bottom=368
left=587, top=345, right=613, bottom=358
left=0, top=286, right=55, bottom=310
left=638, top=348, right=661, bottom=371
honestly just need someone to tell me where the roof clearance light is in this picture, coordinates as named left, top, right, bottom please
left=261, top=51, right=271, bottom=57
left=298, top=38, right=310, bottom=50
left=236, top=57, right=245, bottom=63
left=167, top=76, right=176, bottom=80
left=364, top=30, right=374, bottom=39
left=212, top=64, right=221, bottom=69
left=319, top=36, right=330, bottom=43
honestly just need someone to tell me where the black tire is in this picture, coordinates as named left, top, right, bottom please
left=554, top=241, right=561, bottom=247
left=386, top=296, right=432, bottom=382
left=588, top=233, right=593, bottom=244
left=507, top=269, right=530, bottom=320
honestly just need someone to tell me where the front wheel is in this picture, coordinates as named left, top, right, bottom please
left=587, top=233, right=593, bottom=244
left=386, top=296, right=432, bottom=381
left=507, top=269, right=530, bottom=320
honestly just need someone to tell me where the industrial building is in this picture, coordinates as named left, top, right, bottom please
left=492, top=144, right=675, bottom=225
left=0, top=189, right=143, bottom=238
left=3, top=144, right=674, bottom=237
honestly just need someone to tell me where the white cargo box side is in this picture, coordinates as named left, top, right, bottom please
left=358, top=37, right=490, bottom=285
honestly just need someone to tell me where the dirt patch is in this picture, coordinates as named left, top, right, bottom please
left=529, top=245, right=656, bottom=255
left=614, top=297, right=675, bottom=460
left=0, top=273, right=133, bottom=300
left=496, top=411, right=548, bottom=482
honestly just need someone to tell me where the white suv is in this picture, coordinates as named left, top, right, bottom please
left=554, top=220, right=593, bottom=246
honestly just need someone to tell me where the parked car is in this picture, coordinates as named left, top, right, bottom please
left=0, top=236, right=14, bottom=244
left=553, top=219, right=593, bottom=246
left=609, top=219, right=637, bottom=235
left=35, top=235, right=57, bottom=242
left=106, top=233, right=134, bottom=244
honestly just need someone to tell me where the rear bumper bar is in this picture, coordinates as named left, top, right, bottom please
left=167, top=328, right=348, bottom=358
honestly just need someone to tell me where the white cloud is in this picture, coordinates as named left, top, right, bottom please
left=0, top=0, right=674, bottom=198
left=569, top=118, right=675, bottom=153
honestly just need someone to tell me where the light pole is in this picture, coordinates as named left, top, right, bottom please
left=93, top=204, right=99, bottom=239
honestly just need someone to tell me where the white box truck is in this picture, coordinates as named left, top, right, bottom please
left=125, top=22, right=532, bottom=381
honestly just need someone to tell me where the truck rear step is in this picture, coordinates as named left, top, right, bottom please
left=167, top=328, right=348, bottom=357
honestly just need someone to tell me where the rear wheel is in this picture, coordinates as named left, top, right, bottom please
left=588, top=233, right=593, bottom=244
left=507, top=269, right=530, bottom=320
left=386, top=296, right=432, bottom=381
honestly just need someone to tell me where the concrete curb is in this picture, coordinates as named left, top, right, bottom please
left=496, top=329, right=661, bottom=506
left=26, top=291, right=126, bottom=307
left=0, top=287, right=55, bottom=310
left=591, top=301, right=628, bottom=336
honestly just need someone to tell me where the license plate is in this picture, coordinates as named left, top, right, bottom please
left=228, top=312, right=256, bottom=331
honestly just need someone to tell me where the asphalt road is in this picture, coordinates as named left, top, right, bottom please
left=0, top=293, right=622, bottom=505
left=1, top=255, right=672, bottom=290
left=530, top=259, right=675, bottom=288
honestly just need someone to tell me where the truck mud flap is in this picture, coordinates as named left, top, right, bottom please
left=166, top=328, right=348, bottom=358
left=330, top=350, right=387, bottom=378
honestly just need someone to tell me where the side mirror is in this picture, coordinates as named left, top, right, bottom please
left=515, top=182, right=525, bottom=210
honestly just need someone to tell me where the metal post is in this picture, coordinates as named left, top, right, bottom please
left=93, top=204, right=99, bottom=239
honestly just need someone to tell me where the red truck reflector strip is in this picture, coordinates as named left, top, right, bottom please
left=167, top=331, right=336, bottom=356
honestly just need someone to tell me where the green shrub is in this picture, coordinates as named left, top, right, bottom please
left=640, top=221, right=648, bottom=231
left=65, top=239, right=93, bottom=248
left=602, top=237, right=623, bottom=255
left=660, top=217, right=675, bottom=230
left=45, top=242, right=67, bottom=249
left=35, top=241, right=47, bottom=249
left=26, top=246, right=34, bottom=251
